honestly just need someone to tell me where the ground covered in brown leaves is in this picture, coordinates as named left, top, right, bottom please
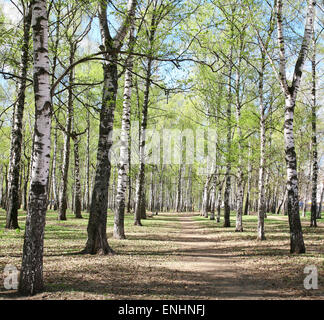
left=0, top=210, right=323, bottom=300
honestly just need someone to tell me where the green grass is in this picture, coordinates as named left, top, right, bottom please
left=192, top=210, right=324, bottom=259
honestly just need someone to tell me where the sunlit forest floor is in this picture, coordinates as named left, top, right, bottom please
left=0, top=209, right=323, bottom=299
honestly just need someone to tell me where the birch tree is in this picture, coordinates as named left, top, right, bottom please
left=19, top=0, right=52, bottom=295
left=6, top=2, right=32, bottom=229
left=273, top=0, right=315, bottom=253
left=114, top=23, right=135, bottom=239
left=82, top=0, right=136, bottom=254
left=310, top=14, right=318, bottom=227
left=255, top=4, right=276, bottom=240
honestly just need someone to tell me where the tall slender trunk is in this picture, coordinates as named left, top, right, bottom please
left=82, top=57, right=118, bottom=254
left=274, top=0, right=314, bottom=253
left=202, top=109, right=211, bottom=218
left=85, top=110, right=90, bottom=212
left=134, top=41, right=154, bottom=225
left=51, top=127, right=58, bottom=210
left=2, top=164, right=8, bottom=209
left=149, top=170, right=154, bottom=211
left=159, top=168, right=164, bottom=212
left=303, top=157, right=312, bottom=217
left=73, top=136, right=82, bottom=218
left=310, top=25, right=317, bottom=227
left=235, top=46, right=244, bottom=232
left=216, top=178, right=224, bottom=223
left=49, top=3, right=61, bottom=212
left=224, top=56, right=233, bottom=228
left=114, top=25, right=134, bottom=239
left=6, top=5, right=32, bottom=229
left=19, top=0, right=52, bottom=295
left=23, top=155, right=30, bottom=212
left=284, top=96, right=305, bottom=253
left=83, top=0, right=136, bottom=253
left=257, top=61, right=266, bottom=240
left=210, top=174, right=217, bottom=220
left=134, top=58, right=151, bottom=225
left=126, top=129, right=132, bottom=213
left=264, top=169, right=270, bottom=218
left=185, top=164, right=192, bottom=212
left=317, top=183, right=323, bottom=219
left=276, top=188, right=287, bottom=215
left=176, top=163, right=183, bottom=213
left=271, top=184, right=278, bottom=214
left=244, top=142, right=252, bottom=215
left=58, top=44, right=75, bottom=221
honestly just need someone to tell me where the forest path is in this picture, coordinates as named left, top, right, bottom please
left=158, top=213, right=280, bottom=299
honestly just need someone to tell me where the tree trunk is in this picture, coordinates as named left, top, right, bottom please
left=126, top=129, right=132, bottom=213
left=83, top=0, right=136, bottom=253
left=3, top=164, right=8, bottom=209
left=216, top=179, right=224, bottom=223
left=202, top=176, right=210, bottom=218
left=210, top=175, right=217, bottom=220
left=223, top=65, right=232, bottom=227
left=149, top=171, right=154, bottom=212
left=235, top=51, right=244, bottom=232
left=19, top=0, right=52, bottom=295
left=85, top=109, right=90, bottom=212
left=159, top=169, right=164, bottom=212
left=82, top=60, right=117, bottom=254
left=134, top=57, right=153, bottom=225
left=317, top=184, right=323, bottom=219
left=73, top=136, right=82, bottom=219
left=244, top=142, right=252, bottom=215
left=275, top=0, right=314, bottom=253
left=0, top=165, right=3, bottom=208
left=6, top=5, right=32, bottom=229
left=176, top=163, right=183, bottom=213
left=284, top=97, right=305, bottom=253
left=51, top=127, right=58, bottom=210
left=257, top=61, right=266, bottom=240
left=58, top=45, right=75, bottom=221
left=310, top=26, right=317, bottom=227
left=114, top=26, right=134, bottom=238
left=23, top=156, right=30, bottom=212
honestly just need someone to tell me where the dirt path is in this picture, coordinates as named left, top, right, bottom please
left=163, top=215, right=250, bottom=298
left=158, top=214, right=273, bottom=299
left=157, top=213, right=323, bottom=299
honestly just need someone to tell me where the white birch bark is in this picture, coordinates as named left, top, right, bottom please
left=73, top=135, right=82, bottom=219
left=317, top=183, right=323, bottom=219
left=235, top=46, right=244, bottom=232
left=19, top=0, right=52, bottom=295
left=310, top=22, right=317, bottom=227
left=274, top=0, right=315, bottom=253
left=114, top=25, right=134, bottom=238
left=83, top=0, right=136, bottom=253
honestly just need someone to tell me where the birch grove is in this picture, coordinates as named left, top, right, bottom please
left=0, top=0, right=322, bottom=296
